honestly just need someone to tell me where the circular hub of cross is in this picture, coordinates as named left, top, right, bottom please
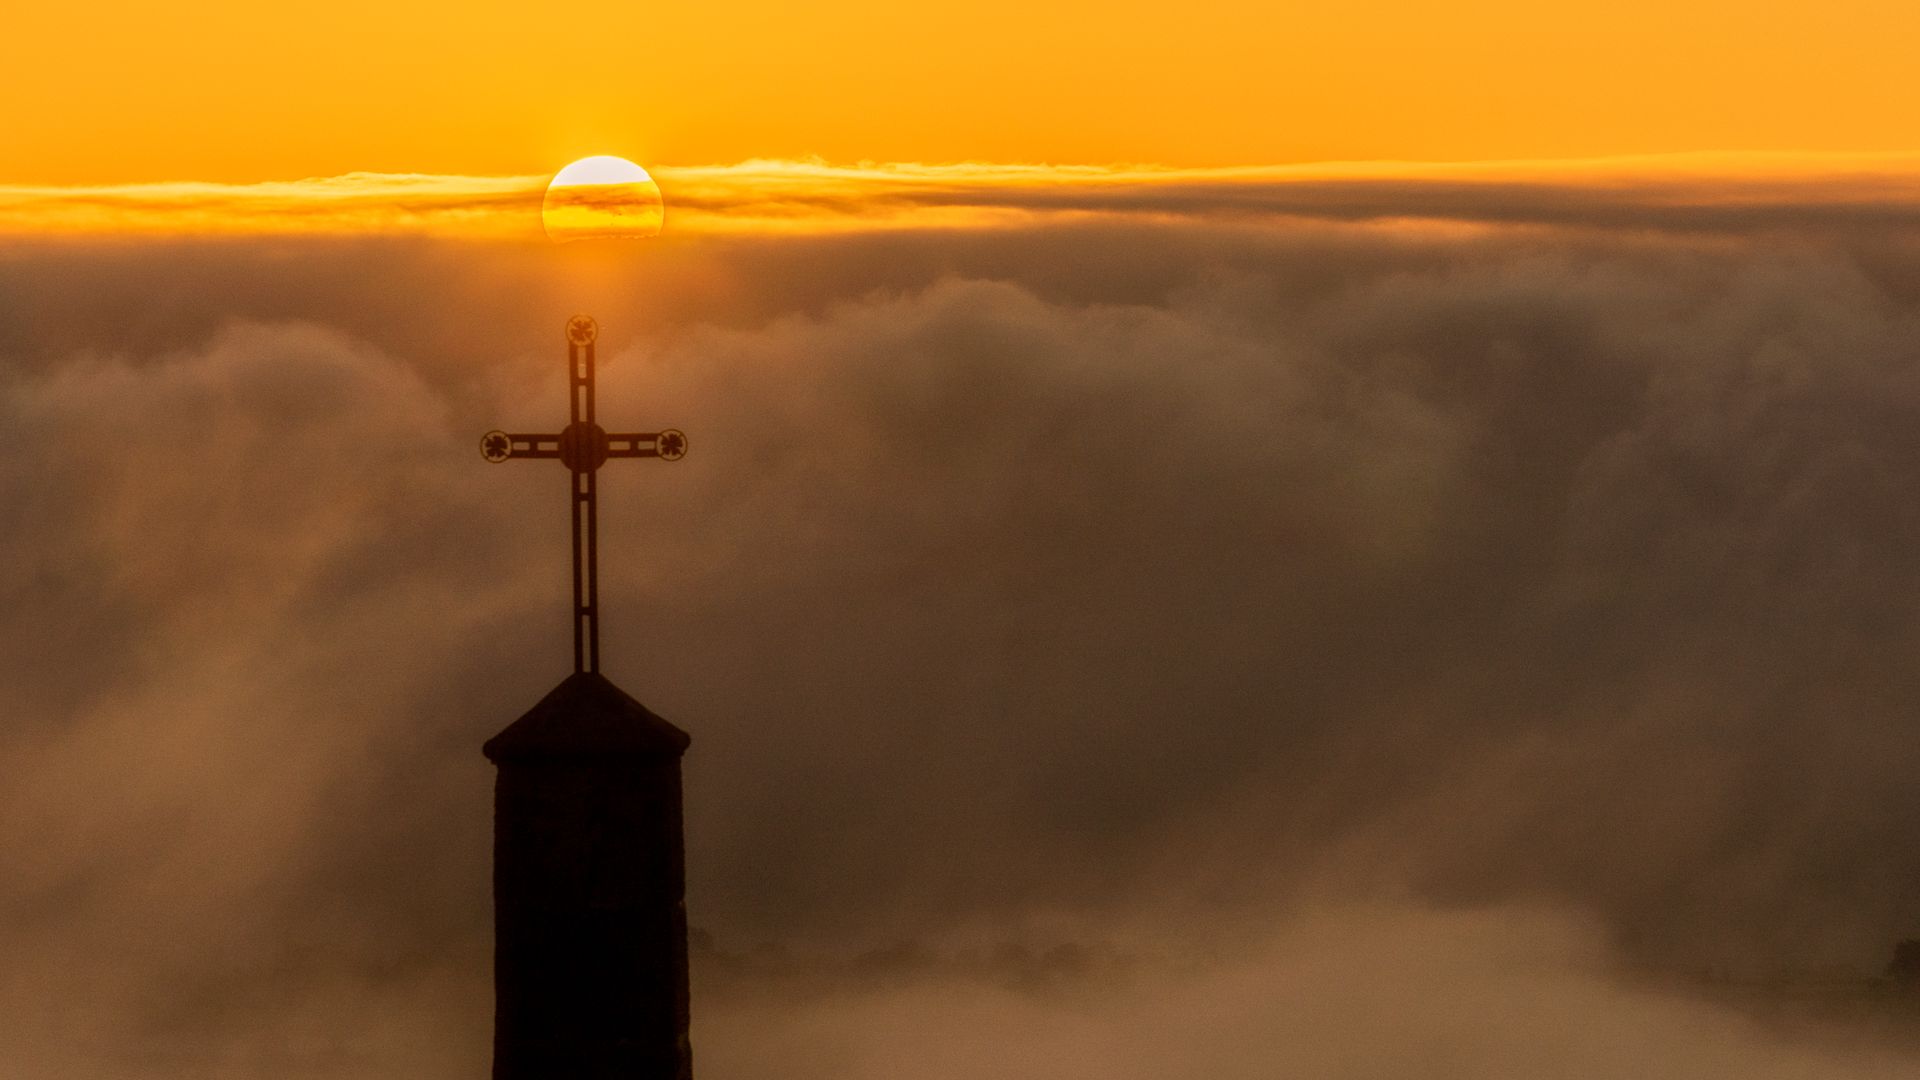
left=558, top=421, right=611, bottom=473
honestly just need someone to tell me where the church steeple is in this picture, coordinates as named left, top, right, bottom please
left=486, top=673, right=693, bottom=1080
left=480, top=317, right=695, bottom=1079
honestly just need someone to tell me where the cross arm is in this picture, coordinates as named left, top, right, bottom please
left=605, top=428, right=688, bottom=461
left=480, top=430, right=563, bottom=462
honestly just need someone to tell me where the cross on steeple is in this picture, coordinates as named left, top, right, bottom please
left=481, top=314, right=686, bottom=675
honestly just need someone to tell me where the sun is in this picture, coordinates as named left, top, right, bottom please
left=542, top=156, right=664, bottom=242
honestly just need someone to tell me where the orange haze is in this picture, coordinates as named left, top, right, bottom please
left=3, top=0, right=1919, bottom=184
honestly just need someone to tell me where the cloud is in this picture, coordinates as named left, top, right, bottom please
left=698, top=906, right=1920, bottom=1080
left=14, top=153, right=1920, bottom=239
left=7, top=208, right=1920, bottom=1074
left=0, top=173, right=545, bottom=240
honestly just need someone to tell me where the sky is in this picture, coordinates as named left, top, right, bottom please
left=10, top=3, right=1920, bottom=1079
left=5, top=0, right=1920, bottom=182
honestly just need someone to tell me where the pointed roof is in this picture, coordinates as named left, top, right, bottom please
left=483, top=672, right=691, bottom=763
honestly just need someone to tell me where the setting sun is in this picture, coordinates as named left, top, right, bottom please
left=541, top=155, right=663, bottom=242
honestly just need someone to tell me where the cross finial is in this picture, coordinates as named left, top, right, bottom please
left=481, top=315, right=687, bottom=673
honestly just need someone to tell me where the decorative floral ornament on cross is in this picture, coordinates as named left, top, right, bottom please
left=481, top=430, right=513, bottom=463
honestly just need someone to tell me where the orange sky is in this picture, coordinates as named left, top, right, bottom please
left=3, top=0, right=1917, bottom=184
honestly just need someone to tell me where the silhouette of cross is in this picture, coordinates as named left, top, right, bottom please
left=481, top=314, right=686, bottom=674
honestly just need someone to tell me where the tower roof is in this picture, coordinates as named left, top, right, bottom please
left=483, top=672, right=691, bottom=762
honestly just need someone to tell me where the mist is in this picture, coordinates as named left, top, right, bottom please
left=6, top=207, right=1920, bottom=1075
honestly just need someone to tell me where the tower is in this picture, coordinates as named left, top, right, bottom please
left=480, top=315, right=693, bottom=1078
left=484, top=675, right=692, bottom=1079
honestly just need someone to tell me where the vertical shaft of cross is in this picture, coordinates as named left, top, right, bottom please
left=584, top=339, right=599, bottom=674
left=570, top=338, right=599, bottom=674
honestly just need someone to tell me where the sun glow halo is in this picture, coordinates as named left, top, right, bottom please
left=542, top=156, right=664, bottom=242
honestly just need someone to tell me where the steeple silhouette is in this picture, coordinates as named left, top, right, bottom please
left=480, top=316, right=693, bottom=1079
left=485, top=674, right=692, bottom=1079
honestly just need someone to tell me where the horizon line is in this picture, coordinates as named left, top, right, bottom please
left=9, top=152, right=1920, bottom=240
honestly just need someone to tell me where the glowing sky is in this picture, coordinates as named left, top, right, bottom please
left=3, top=0, right=1917, bottom=184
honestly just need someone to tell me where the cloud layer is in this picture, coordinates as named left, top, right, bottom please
left=7, top=208, right=1920, bottom=1074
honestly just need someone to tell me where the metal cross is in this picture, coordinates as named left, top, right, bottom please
left=481, top=314, right=687, bottom=674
